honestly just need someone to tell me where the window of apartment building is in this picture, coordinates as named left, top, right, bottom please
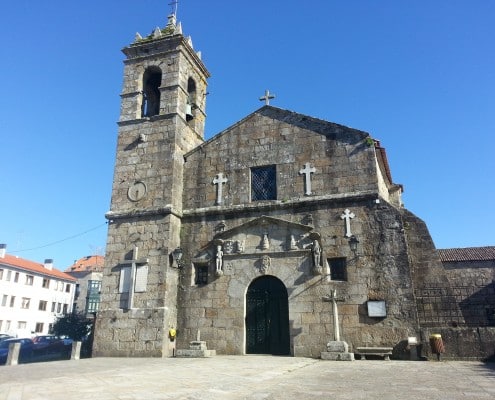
left=65, top=283, right=71, bottom=293
left=48, top=323, right=53, bottom=333
left=62, top=304, right=68, bottom=314
left=42, top=278, right=50, bottom=288
left=0, top=268, right=3, bottom=280
left=14, top=272, right=19, bottom=283
left=21, top=297, right=30, bottom=309
left=328, top=257, right=347, bottom=281
left=6, top=270, right=11, bottom=281
left=1, top=295, right=7, bottom=307
left=17, top=321, right=27, bottom=330
left=86, top=299, right=99, bottom=313
left=251, top=165, right=277, bottom=201
left=39, top=300, right=47, bottom=311
left=9, top=296, right=15, bottom=307
left=35, top=322, right=44, bottom=333
left=5, top=321, right=11, bottom=331
left=57, top=303, right=62, bottom=313
left=25, top=275, right=34, bottom=285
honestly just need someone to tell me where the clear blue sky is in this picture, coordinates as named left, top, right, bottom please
left=1, top=1, right=494, bottom=269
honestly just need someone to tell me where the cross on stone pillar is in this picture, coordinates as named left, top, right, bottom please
left=119, top=246, right=149, bottom=309
left=299, top=162, right=316, bottom=195
left=323, top=289, right=345, bottom=341
left=259, top=89, right=275, bottom=105
left=340, top=209, right=355, bottom=238
left=212, top=173, right=228, bottom=205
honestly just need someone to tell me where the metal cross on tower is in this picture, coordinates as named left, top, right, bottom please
left=168, top=0, right=178, bottom=16
left=259, top=89, right=275, bottom=105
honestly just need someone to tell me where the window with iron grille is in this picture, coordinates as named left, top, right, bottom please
left=328, top=257, right=347, bottom=281
left=251, top=165, right=277, bottom=201
left=195, top=265, right=208, bottom=285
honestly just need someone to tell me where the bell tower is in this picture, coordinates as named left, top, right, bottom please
left=93, top=14, right=209, bottom=357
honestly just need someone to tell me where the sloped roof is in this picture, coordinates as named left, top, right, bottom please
left=185, top=105, right=369, bottom=158
left=438, top=246, right=495, bottom=262
left=0, top=254, right=76, bottom=281
left=65, top=255, right=105, bottom=273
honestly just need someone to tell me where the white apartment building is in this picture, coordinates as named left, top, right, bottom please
left=0, top=244, right=76, bottom=337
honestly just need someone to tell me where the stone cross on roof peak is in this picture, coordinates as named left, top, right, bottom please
left=259, top=89, right=275, bottom=105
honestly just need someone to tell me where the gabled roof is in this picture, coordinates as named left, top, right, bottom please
left=65, top=255, right=105, bottom=273
left=0, top=254, right=76, bottom=281
left=438, top=246, right=495, bottom=262
left=186, top=105, right=370, bottom=158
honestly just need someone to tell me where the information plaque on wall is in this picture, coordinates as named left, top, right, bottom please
left=367, top=300, right=387, bottom=317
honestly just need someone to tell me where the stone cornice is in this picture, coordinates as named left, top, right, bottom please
left=182, top=191, right=379, bottom=219
left=105, top=206, right=183, bottom=221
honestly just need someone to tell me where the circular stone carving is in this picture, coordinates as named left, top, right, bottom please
left=127, top=181, right=147, bottom=202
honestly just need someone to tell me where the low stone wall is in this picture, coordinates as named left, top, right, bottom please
left=420, top=327, right=495, bottom=361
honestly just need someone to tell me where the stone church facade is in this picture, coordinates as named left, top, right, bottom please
left=93, top=15, right=494, bottom=359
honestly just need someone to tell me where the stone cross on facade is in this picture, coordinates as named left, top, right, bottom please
left=120, top=246, right=149, bottom=309
left=259, top=89, right=275, bottom=105
left=212, top=173, right=228, bottom=205
left=299, top=162, right=316, bottom=195
left=340, top=209, right=355, bottom=237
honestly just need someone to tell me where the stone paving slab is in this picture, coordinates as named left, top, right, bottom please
left=0, top=356, right=494, bottom=400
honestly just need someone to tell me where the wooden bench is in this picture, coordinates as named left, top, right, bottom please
left=355, top=347, right=393, bottom=360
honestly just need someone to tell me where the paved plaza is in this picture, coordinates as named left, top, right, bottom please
left=0, top=356, right=494, bottom=399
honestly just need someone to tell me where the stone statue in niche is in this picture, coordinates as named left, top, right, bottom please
left=260, top=255, right=271, bottom=274
left=309, top=232, right=323, bottom=275
left=214, top=240, right=224, bottom=276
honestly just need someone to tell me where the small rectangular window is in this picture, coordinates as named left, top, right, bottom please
left=65, top=284, right=71, bottom=293
left=21, top=297, right=30, bottom=309
left=14, top=272, right=19, bottom=283
left=62, top=304, right=68, bottom=314
left=9, top=296, right=16, bottom=307
left=17, top=321, right=27, bottom=329
left=6, top=270, right=11, bottom=281
left=35, top=322, right=44, bottom=333
left=328, top=257, right=347, bottom=281
left=1, top=295, right=7, bottom=307
left=57, top=303, right=62, bottom=313
left=25, top=275, right=34, bottom=285
left=251, top=165, right=277, bottom=201
left=39, top=300, right=48, bottom=311
left=51, top=302, right=56, bottom=312
left=0, top=269, right=3, bottom=280
left=42, top=278, right=50, bottom=288
left=195, top=265, right=208, bottom=285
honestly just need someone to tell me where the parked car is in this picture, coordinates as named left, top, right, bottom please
left=0, top=334, right=13, bottom=342
left=32, top=335, right=68, bottom=356
left=0, top=338, right=34, bottom=365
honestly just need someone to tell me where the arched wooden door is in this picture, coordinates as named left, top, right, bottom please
left=245, top=276, right=290, bottom=355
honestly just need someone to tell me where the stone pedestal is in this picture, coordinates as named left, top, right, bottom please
left=321, top=341, right=354, bottom=361
left=176, top=341, right=216, bottom=358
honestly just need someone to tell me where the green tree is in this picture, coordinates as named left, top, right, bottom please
left=52, top=312, right=92, bottom=341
